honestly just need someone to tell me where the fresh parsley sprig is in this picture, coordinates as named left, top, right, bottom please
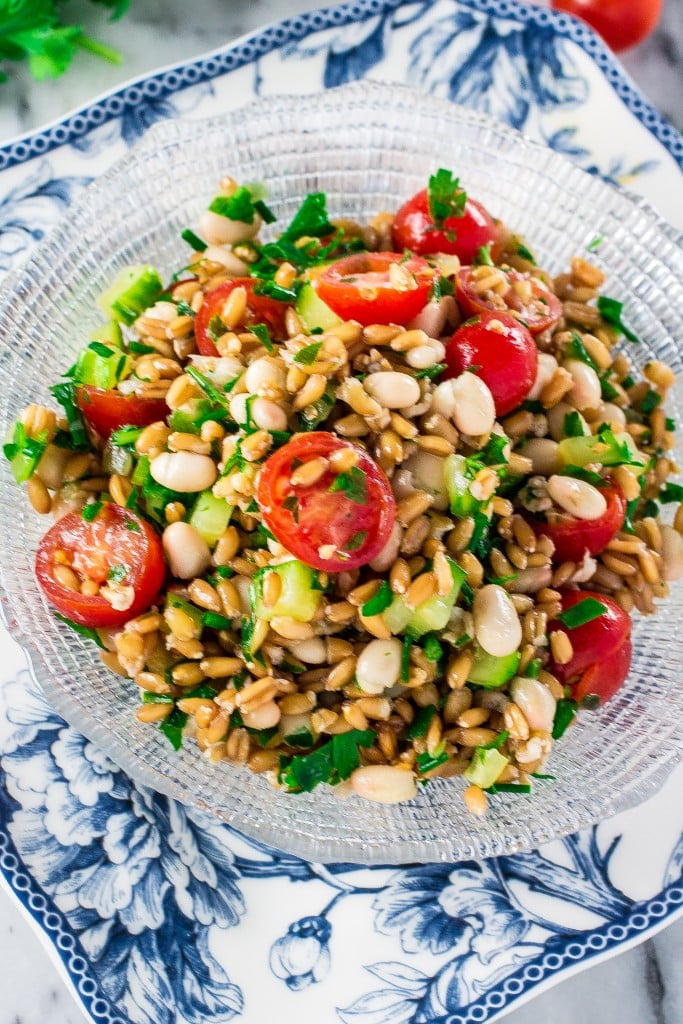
left=0, top=0, right=129, bottom=85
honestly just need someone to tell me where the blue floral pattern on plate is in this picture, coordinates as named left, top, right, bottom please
left=0, top=1, right=681, bottom=1022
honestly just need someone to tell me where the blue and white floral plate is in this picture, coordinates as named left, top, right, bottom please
left=0, top=1, right=681, bottom=1022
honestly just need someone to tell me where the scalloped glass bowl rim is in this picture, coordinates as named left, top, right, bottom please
left=0, top=82, right=682, bottom=864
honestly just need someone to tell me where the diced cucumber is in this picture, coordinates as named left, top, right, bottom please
left=189, top=490, right=233, bottom=547
left=383, top=558, right=466, bottom=638
left=465, top=747, right=509, bottom=788
left=444, top=454, right=482, bottom=517
left=91, top=321, right=123, bottom=346
left=558, top=430, right=647, bottom=474
left=295, top=282, right=341, bottom=332
left=73, top=343, right=132, bottom=390
left=251, top=560, right=322, bottom=623
left=468, top=646, right=521, bottom=689
left=3, top=421, right=48, bottom=484
left=98, top=265, right=163, bottom=325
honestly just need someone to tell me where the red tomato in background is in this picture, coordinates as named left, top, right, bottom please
left=256, top=432, right=396, bottom=572
left=76, top=385, right=168, bottom=439
left=532, top=483, right=626, bottom=564
left=455, top=267, right=563, bottom=336
left=444, top=310, right=537, bottom=416
left=392, top=188, right=498, bottom=265
left=195, top=278, right=288, bottom=356
left=551, top=0, right=662, bottom=52
left=315, top=253, right=435, bottom=327
left=36, top=503, right=165, bottom=628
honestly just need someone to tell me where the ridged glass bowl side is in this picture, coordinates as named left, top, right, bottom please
left=0, top=82, right=682, bottom=864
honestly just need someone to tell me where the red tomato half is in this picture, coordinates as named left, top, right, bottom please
left=548, top=590, right=631, bottom=680
left=256, top=432, right=396, bottom=572
left=36, top=503, right=165, bottom=628
left=392, top=189, right=498, bottom=265
left=314, top=253, right=436, bottom=327
left=195, top=278, right=289, bottom=356
left=455, top=267, right=562, bottom=336
left=76, top=385, right=168, bottom=440
left=551, top=0, right=661, bottom=52
left=532, top=483, right=626, bottom=564
left=444, top=311, right=538, bottom=416
left=573, top=637, right=633, bottom=704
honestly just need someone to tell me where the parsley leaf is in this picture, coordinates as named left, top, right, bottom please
left=428, top=168, right=467, bottom=227
left=294, top=342, right=323, bottom=366
left=248, top=322, right=274, bottom=354
left=278, top=729, right=375, bottom=792
left=54, top=612, right=105, bottom=649
left=361, top=581, right=393, bottom=617
left=344, top=529, right=367, bottom=552
left=552, top=699, right=578, bottom=739
left=281, top=192, right=333, bottom=242
left=329, top=466, right=367, bottom=505
left=597, top=295, right=642, bottom=344
left=106, top=563, right=128, bottom=584
left=180, top=228, right=207, bottom=252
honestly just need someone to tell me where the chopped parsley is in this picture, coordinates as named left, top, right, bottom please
left=563, top=410, right=587, bottom=437
left=428, top=168, right=467, bottom=227
left=361, top=580, right=393, bottom=617
left=160, top=708, right=188, bottom=751
left=294, top=341, right=323, bottom=366
left=54, top=613, right=105, bottom=649
left=248, top=323, right=274, bottom=354
left=556, top=596, right=607, bottom=629
left=475, top=243, right=494, bottom=266
left=3, top=420, right=49, bottom=483
left=106, top=564, right=128, bottom=584
left=414, top=363, right=446, bottom=381
left=328, top=466, right=367, bottom=505
left=82, top=500, right=102, bottom=522
left=400, top=635, right=412, bottom=683
left=552, top=698, right=578, bottom=740
left=344, top=530, right=367, bottom=552
left=416, top=749, right=449, bottom=775
left=516, top=242, right=536, bottom=263
left=587, top=234, right=604, bottom=252
left=207, top=186, right=272, bottom=225
left=597, top=295, right=642, bottom=344
left=180, top=228, right=207, bottom=252
left=565, top=331, right=598, bottom=372
left=659, top=482, right=683, bottom=503
left=640, top=389, right=662, bottom=415
left=422, top=634, right=444, bottom=662
left=406, top=705, right=436, bottom=739
left=202, top=612, right=234, bottom=630
left=49, top=381, right=89, bottom=451
left=278, top=729, right=375, bottom=792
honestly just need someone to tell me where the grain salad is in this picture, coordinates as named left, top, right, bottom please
left=6, top=169, right=683, bottom=812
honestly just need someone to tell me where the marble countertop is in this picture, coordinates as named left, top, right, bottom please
left=0, top=2, right=681, bottom=1023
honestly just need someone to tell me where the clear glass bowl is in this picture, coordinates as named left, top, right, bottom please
left=1, top=82, right=682, bottom=864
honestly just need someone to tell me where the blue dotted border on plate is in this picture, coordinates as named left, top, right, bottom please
left=0, top=0, right=681, bottom=173
left=0, top=811, right=681, bottom=1024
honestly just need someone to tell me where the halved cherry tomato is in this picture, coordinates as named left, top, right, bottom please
left=572, top=637, right=633, bottom=704
left=314, top=253, right=436, bottom=327
left=548, top=590, right=632, bottom=701
left=256, top=432, right=396, bottom=572
left=36, top=503, right=165, bottom=628
left=195, top=278, right=289, bottom=356
left=531, top=483, right=626, bottom=564
left=455, top=267, right=563, bottom=336
left=551, top=0, right=661, bottom=52
left=444, top=310, right=537, bottom=416
left=391, top=188, right=498, bottom=265
left=76, top=385, right=168, bottom=439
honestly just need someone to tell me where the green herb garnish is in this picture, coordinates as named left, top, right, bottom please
left=597, top=295, right=642, bottom=344
left=294, top=342, right=323, bottom=366
left=278, top=729, right=375, bottom=792
left=556, top=596, right=607, bottom=629
left=361, top=581, right=393, bottom=617
left=427, top=169, right=467, bottom=227
left=328, top=466, right=367, bottom=505
left=552, top=698, right=578, bottom=739
left=406, top=705, right=436, bottom=740
left=54, top=613, right=105, bottom=649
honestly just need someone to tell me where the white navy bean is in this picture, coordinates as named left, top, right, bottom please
left=199, top=209, right=261, bottom=246
left=449, top=372, right=496, bottom=436
left=163, top=522, right=211, bottom=579
left=547, top=474, right=607, bottom=520
left=407, top=297, right=451, bottom=337
left=547, top=401, right=588, bottom=441
left=364, top=371, right=420, bottom=409
left=600, top=402, right=627, bottom=427
left=199, top=245, right=250, bottom=276
left=369, top=521, right=402, bottom=572
left=190, top=355, right=244, bottom=387
left=356, top=639, right=403, bottom=695
left=563, top=359, right=602, bottom=411
left=350, top=765, right=418, bottom=803
left=473, top=584, right=522, bottom=657
left=510, top=676, right=557, bottom=733
left=401, top=451, right=449, bottom=510
left=244, top=357, right=286, bottom=395
left=528, top=353, right=559, bottom=400
left=150, top=451, right=217, bottom=492
left=522, top=438, right=562, bottom=476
